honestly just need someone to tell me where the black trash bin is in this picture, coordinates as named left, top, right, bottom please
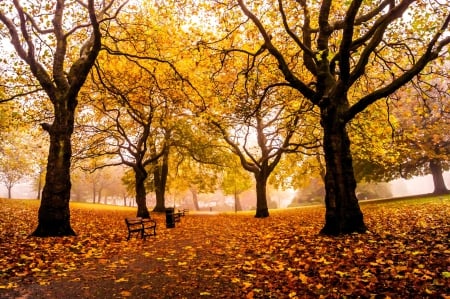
left=165, top=207, right=175, bottom=228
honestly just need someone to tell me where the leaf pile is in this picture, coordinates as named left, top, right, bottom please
left=0, top=197, right=449, bottom=298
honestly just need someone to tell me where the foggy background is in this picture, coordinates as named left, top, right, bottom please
left=2, top=173, right=449, bottom=206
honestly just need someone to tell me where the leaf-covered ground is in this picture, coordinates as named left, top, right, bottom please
left=0, top=196, right=449, bottom=298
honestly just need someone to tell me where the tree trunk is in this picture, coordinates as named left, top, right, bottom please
left=320, top=115, right=367, bottom=235
left=153, top=149, right=169, bottom=212
left=99, top=188, right=104, bottom=204
left=37, top=169, right=43, bottom=200
left=135, top=167, right=150, bottom=218
left=254, top=172, right=269, bottom=218
left=153, top=164, right=165, bottom=212
left=190, top=188, right=200, bottom=211
left=92, top=184, right=97, bottom=203
left=235, top=193, right=242, bottom=212
left=32, top=119, right=76, bottom=236
left=430, top=160, right=449, bottom=195
left=7, top=186, right=12, bottom=199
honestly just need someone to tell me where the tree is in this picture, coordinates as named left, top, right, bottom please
left=150, top=134, right=171, bottom=213
left=81, top=65, right=168, bottom=217
left=77, top=2, right=205, bottom=215
left=0, top=140, right=32, bottom=198
left=160, top=119, right=232, bottom=210
left=221, top=160, right=253, bottom=212
left=350, top=66, right=450, bottom=195
left=0, top=0, right=126, bottom=236
left=203, top=43, right=320, bottom=217
left=211, top=96, right=318, bottom=217
left=210, top=0, right=450, bottom=234
left=393, top=73, right=450, bottom=194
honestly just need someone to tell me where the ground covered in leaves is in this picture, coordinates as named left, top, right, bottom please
left=0, top=196, right=449, bottom=298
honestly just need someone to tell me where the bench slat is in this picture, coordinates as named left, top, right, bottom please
left=125, top=217, right=156, bottom=240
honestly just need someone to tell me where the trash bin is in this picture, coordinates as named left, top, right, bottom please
left=165, top=208, right=175, bottom=228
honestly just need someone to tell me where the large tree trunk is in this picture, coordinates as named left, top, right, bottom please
left=430, top=160, right=449, bottom=195
left=153, top=149, right=169, bottom=212
left=254, top=172, right=269, bottom=218
left=32, top=114, right=76, bottom=236
left=320, top=114, right=367, bottom=235
left=153, top=163, right=165, bottom=212
left=135, top=167, right=150, bottom=218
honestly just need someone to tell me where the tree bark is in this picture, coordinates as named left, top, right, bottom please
left=255, top=172, right=269, bottom=218
left=32, top=115, right=76, bottom=236
left=430, top=160, right=449, bottom=195
left=319, top=112, right=367, bottom=235
left=153, top=163, right=165, bottom=212
left=153, top=149, right=169, bottom=212
left=135, top=166, right=150, bottom=218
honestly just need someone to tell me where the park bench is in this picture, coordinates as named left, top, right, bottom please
left=174, top=208, right=189, bottom=223
left=125, top=217, right=156, bottom=240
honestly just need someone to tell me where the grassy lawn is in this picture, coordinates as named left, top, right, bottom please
left=0, top=195, right=449, bottom=298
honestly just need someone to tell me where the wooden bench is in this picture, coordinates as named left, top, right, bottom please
left=174, top=211, right=182, bottom=223
left=174, top=208, right=189, bottom=223
left=125, top=217, right=156, bottom=240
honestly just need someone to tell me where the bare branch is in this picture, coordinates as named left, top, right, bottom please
left=237, top=0, right=316, bottom=102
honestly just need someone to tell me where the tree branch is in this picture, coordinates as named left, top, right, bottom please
left=237, top=0, right=316, bottom=102
left=346, top=20, right=450, bottom=122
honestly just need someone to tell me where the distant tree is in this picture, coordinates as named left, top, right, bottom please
left=221, top=161, right=253, bottom=212
left=208, top=73, right=319, bottom=217
left=356, top=182, right=392, bottom=200
left=393, top=76, right=450, bottom=195
left=0, top=143, right=31, bottom=198
left=165, top=122, right=230, bottom=211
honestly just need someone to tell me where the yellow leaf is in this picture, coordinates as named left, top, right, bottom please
left=120, top=290, right=132, bottom=297
left=335, top=271, right=347, bottom=277
left=38, top=281, right=50, bottom=286
left=425, top=288, right=434, bottom=295
left=115, top=277, right=129, bottom=283
left=413, top=268, right=422, bottom=274
left=0, top=282, right=18, bottom=289
left=20, top=254, right=32, bottom=260
left=299, top=273, right=308, bottom=284
left=243, top=281, right=252, bottom=289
